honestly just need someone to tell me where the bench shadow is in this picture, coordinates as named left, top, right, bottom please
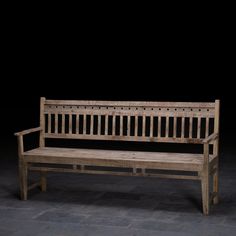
left=4, top=174, right=235, bottom=216
left=184, top=194, right=202, bottom=212
left=19, top=185, right=205, bottom=214
left=3, top=185, right=234, bottom=216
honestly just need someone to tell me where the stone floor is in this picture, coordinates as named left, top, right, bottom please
left=0, top=142, right=236, bottom=236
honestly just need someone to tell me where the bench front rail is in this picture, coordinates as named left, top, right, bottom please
left=15, top=98, right=220, bottom=215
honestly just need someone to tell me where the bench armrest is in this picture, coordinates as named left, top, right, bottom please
left=14, top=127, right=42, bottom=137
left=203, top=133, right=219, bottom=144
left=203, top=133, right=219, bottom=166
left=15, top=127, right=43, bottom=156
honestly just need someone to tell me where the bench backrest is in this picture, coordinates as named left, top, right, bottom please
left=40, top=98, right=220, bottom=144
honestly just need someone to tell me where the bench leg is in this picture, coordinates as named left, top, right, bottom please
left=213, top=159, right=219, bottom=205
left=19, top=161, right=28, bottom=200
left=201, top=170, right=210, bottom=215
left=40, top=172, right=47, bottom=192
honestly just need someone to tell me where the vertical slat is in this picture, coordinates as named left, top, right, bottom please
left=98, top=115, right=101, bottom=135
left=189, top=117, right=193, bottom=138
left=48, top=114, right=51, bottom=134
left=69, top=114, right=72, bottom=134
left=90, top=115, right=94, bottom=135
left=83, top=114, right=86, bottom=134
left=181, top=117, right=185, bottom=138
left=39, top=97, right=45, bottom=147
left=120, top=115, right=123, bottom=136
left=61, top=114, right=65, bottom=134
left=205, top=117, right=209, bottom=138
left=105, top=115, right=108, bottom=135
left=142, top=115, right=146, bottom=137
left=165, top=116, right=169, bottom=137
left=197, top=117, right=201, bottom=139
left=55, top=113, right=58, bottom=134
left=134, top=116, right=138, bottom=136
left=173, top=117, right=177, bottom=138
left=158, top=116, right=161, bottom=138
left=75, top=114, right=79, bottom=134
left=150, top=116, right=153, bottom=138
left=17, top=136, right=24, bottom=156
left=112, top=115, right=116, bottom=135
left=127, top=116, right=131, bottom=136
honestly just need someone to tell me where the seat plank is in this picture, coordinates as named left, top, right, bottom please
left=24, top=147, right=215, bottom=171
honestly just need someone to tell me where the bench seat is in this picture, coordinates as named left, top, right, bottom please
left=24, top=147, right=216, bottom=171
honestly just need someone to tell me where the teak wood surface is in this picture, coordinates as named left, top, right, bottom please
left=15, top=98, right=220, bottom=215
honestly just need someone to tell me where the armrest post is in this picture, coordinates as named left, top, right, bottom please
left=17, top=135, right=24, bottom=156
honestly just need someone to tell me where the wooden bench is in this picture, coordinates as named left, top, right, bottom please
left=15, top=98, right=220, bottom=215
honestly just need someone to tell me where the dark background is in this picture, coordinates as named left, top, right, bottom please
left=1, top=12, right=235, bottom=151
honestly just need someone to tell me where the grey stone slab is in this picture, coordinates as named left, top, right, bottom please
left=0, top=197, right=63, bottom=211
left=101, top=191, right=142, bottom=200
left=93, top=196, right=159, bottom=212
left=154, top=202, right=200, bottom=214
left=173, top=213, right=226, bottom=225
left=0, top=227, right=16, bottom=236
left=81, top=215, right=131, bottom=227
left=210, top=204, right=236, bottom=216
left=222, top=215, right=236, bottom=227
left=124, top=208, right=156, bottom=219
left=152, top=210, right=179, bottom=223
left=38, top=224, right=133, bottom=236
left=58, top=201, right=126, bottom=218
left=181, top=222, right=236, bottom=235
left=0, top=219, right=50, bottom=236
left=0, top=208, right=41, bottom=220
left=59, top=189, right=104, bottom=203
left=130, top=229, right=195, bottom=236
left=34, top=210, right=89, bottom=223
left=130, top=219, right=184, bottom=232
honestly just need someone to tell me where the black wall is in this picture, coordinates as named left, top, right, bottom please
left=2, top=22, right=235, bottom=148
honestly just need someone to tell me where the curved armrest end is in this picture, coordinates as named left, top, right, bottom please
left=14, top=127, right=42, bottom=137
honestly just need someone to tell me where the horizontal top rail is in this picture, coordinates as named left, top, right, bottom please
left=45, top=99, right=216, bottom=108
